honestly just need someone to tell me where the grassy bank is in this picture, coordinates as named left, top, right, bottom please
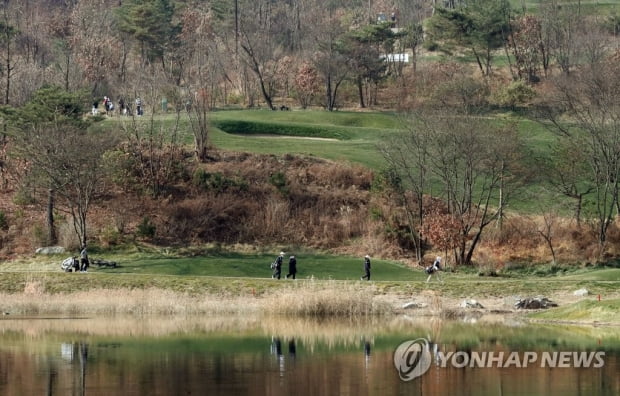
left=0, top=250, right=425, bottom=281
left=1, top=249, right=619, bottom=318
left=1, top=268, right=619, bottom=318
left=528, top=299, right=620, bottom=325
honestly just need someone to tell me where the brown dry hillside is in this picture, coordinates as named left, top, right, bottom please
left=0, top=150, right=378, bottom=257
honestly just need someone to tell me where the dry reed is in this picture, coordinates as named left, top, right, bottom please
left=1, top=286, right=261, bottom=316
left=260, top=279, right=394, bottom=317
left=0, top=279, right=396, bottom=318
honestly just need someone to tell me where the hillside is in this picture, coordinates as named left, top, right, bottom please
left=0, top=149, right=380, bottom=258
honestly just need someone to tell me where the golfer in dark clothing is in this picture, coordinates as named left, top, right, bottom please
left=361, top=255, right=371, bottom=280
left=286, top=255, right=297, bottom=279
left=79, top=246, right=89, bottom=272
left=273, top=251, right=284, bottom=279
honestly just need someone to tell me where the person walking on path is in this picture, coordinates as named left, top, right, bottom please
left=118, top=97, right=126, bottom=115
left=425, top=256, right=443, bottom=283
left=272, top=251, right=284, bottom=279
left=135, top=97, right=143, bottom=116
left=286, top=255, right=297, bottom=279
left=79, top=246, right=89, bottom=272
left=361, top=255, right=371, bottom=280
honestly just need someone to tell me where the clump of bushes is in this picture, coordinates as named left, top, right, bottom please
left=491, top=80, right=536, bottom=109
left=136, top=216, right=156, bottom=239
left=269, top=171, right=288, bottom=194
left=192, top=169, right=248, bottom=193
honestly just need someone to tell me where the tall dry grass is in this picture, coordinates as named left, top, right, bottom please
left=0, top=279, right=395, bottom=317
left=1, top=280, right=262, bottom=316
left=260, top=279, right=394, bottom=317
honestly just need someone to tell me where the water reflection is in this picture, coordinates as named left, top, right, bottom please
left=57, top=342, right=89, bottom=396
left=289, top=339, right=296, bottom=359
left=0, top=314, right=617, bottom=396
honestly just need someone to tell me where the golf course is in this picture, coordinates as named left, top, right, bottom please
left=1, top=108, right=620, bottom=324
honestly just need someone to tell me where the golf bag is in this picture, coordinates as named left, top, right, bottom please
left=61, top=257, right=79, bottom=272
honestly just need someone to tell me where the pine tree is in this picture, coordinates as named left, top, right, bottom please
left=116, top=0, right=179, bottom=64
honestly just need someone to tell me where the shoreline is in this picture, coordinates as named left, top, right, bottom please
left=1, top=286, right=617, bottom=327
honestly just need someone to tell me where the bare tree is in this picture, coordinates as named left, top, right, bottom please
left=384, top=111, right=524, bottom=265
left=541, top=140, right=594, bottom=226
left=6, top=86, right=118, bottom=247
left=312, top=8, right=348, bottom=111
left=536, top=210, right=559, bottom=265
left=177, top=6, right=215, bottom=162
left=432, top=114, right=523, bottom=265
left=539, top=1, right=585, bottom=76
left=379, top=113, right=434, bottom=263
left=33, top=124, right=116, bottom=248
left=236, top=0, right=290, bottom=109
left=114, top=72, right=186, bottom=197
left=0, top=0, right=17, bottom=105
left=70, top=1, right=119, bottom=95
left=507, top=15, right=544, bottom=82
left=540, top=58, right=620, bottom=255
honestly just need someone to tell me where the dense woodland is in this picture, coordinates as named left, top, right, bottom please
left=0, top=0, right=620, bottom=269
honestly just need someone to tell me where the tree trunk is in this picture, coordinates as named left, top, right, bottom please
left=47, top=188, right=57, bottom=245
left=241, top=43, right=274, bottom=109
left=357, top=76, right=365, bottom=108
left=4, top=31, right=11, bottom=105
left=575, top=194, right=582, bottom=227
left=326, top=74, right=334, bottom=111
left=64, top=52, right=70, bottom=91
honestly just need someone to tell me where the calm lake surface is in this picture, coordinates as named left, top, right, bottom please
left=0, top=314, right=618, bottom=396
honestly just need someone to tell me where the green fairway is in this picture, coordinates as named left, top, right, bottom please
left=94, top=252, right=427, bottom=282
left=4, top=249, right=619, bottom=296
left=206, top=109, right=400, bottom=171
left=509, top=0, right=620, bottom=15
left=560, top=268, right=620, bottom=281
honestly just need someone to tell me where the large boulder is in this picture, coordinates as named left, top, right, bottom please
left=573, top=288, right=589, bottom=297
left=460, top=299, right=484, bottom=309
left=35, top=246, right=66, bottom=255
left=401, top=301, right=426, bottom=309
left=515, top=296, right=558, bottom=309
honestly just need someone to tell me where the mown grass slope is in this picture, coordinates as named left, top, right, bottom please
left=528, top=299, right=620, bottom=324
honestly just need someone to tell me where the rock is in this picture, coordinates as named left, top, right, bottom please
left=35, top=246, right=65, bottom=255
left=515, top=296, right=558, bottom=309
left=460, top=299, right=484, bottom=309
left=402, top=301, right=426, bottom=309
left=91, top=259, right=117, bottom=268
left=573, top=288, right=589, bottom=297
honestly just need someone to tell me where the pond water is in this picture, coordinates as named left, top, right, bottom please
left=0, top=314, right=618, bottom=396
